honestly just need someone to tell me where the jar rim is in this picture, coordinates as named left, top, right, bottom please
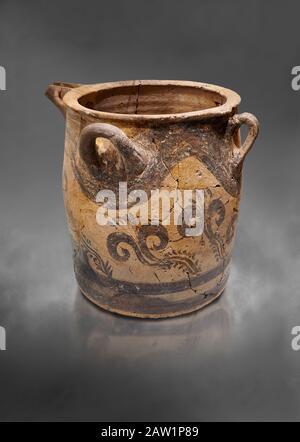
left=63, top=79, right=241, bottom=123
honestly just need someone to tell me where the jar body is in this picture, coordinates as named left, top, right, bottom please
left=63, top=110, right=241, bottom=318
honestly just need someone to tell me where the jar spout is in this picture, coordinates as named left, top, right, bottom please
left=45, top=82, right=82, bottom=118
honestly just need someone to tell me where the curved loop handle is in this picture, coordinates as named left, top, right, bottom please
left=227, top=112, right=259, bottom=166
left=79, top=123, right=149, bottom=177
left=45, top=82, right=82, bottom=117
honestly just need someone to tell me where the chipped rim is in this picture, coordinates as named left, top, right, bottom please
left=63, top=79, right=241, bottom=123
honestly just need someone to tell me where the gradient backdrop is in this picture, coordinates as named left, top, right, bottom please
left=0, top=0, right=300, bottom=421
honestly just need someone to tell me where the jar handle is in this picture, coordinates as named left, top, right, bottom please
left=79, top=123, right=150, bottom=177
left=227, top=112, right=259, bottom=166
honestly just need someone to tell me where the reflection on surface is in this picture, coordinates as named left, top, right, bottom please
left=74, top=289, right=232, bottom=358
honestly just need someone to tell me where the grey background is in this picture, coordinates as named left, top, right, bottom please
left=0, top=0, right=299, bottom=421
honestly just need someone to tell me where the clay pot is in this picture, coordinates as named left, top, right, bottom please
left=46, top=80, right=259, bottom=318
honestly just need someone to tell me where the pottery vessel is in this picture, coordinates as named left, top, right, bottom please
left=46, top=80, right=259, bottom=318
